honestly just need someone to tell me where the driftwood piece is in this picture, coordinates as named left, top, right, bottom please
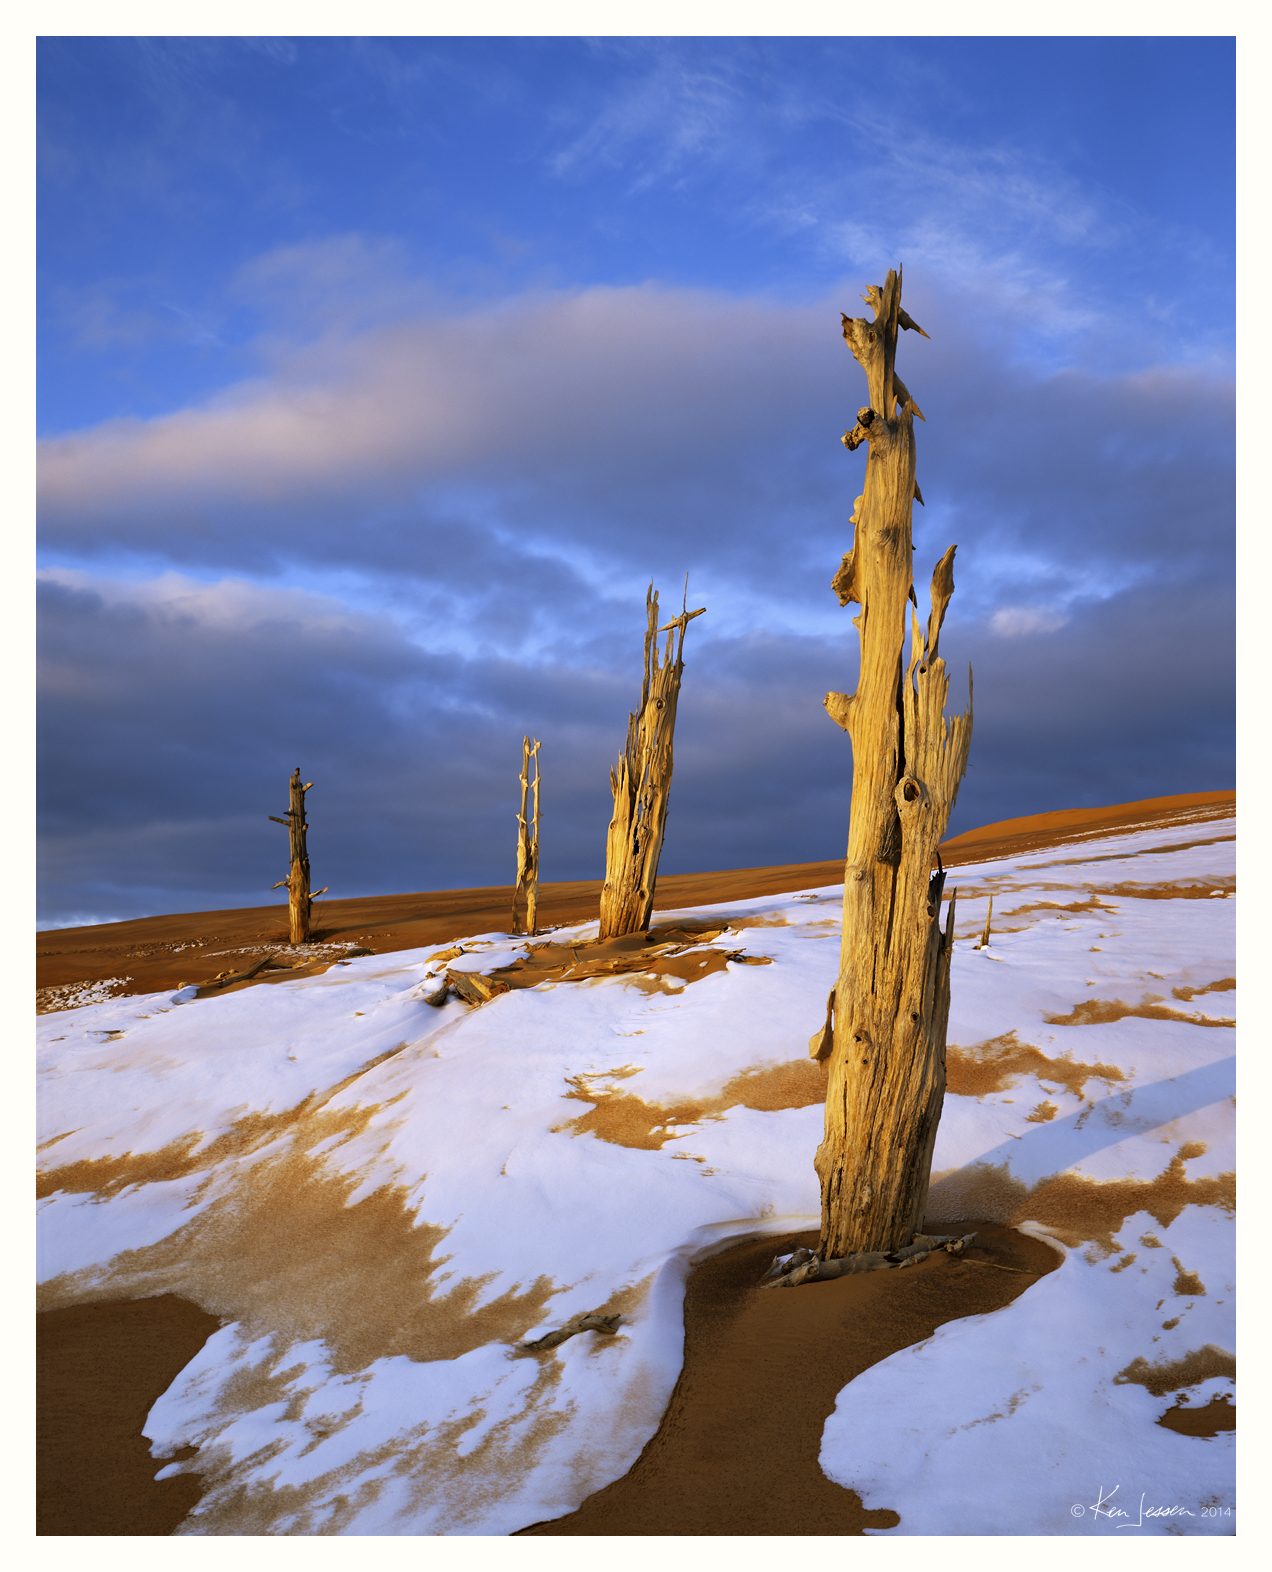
left=269, top=768, right=324, bottom=945
left=598, top=584, right=705, bottom=940
left=817, top=268, right=973, bottom=1261
left=512, top=736, right=542, bottom=936
left=200, top=954, right=277, bottom=991
left=522, top=1312, right=622, bottom=1351
left=759, top=1232, right=976, bottom=1288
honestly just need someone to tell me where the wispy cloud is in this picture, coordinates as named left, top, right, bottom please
left=39, top=259, right=1232, bottom=635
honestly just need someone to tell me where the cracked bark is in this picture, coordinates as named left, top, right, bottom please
left=513, top=736, right=541, bottom=936
left=815, top=269, right=973, bottom=1259
left=598, top=585, right=705, bottom=940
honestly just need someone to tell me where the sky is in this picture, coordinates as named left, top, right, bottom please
left=36, top=33, right=1236, bottom=927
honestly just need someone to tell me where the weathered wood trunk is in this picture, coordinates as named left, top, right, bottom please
left=269, top=768, right=326, bottom=945
left=512, top=736, right=541, bottom=936
left=598, top=585, right=705, bottom=940
left=814, top=269, right=973, bottom=1259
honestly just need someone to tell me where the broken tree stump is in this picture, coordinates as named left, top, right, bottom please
left=512, top=736, right=542, bottom=936
left=269, top=768, right=327, bottom=945
left=598, top=584, right=705, bottom=940
left=816, top=269, right=973, bottom=1260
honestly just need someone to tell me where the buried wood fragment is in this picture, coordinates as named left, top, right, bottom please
left=444, top=969, right=511, bottom=1007
left=759, top=1232, right=976, bottom=1287
left=522, top=1312, right=622, bottom=1352
left=760, top=1246, right=818, bottom=1282
left=200, top=954, right=277, bottom=990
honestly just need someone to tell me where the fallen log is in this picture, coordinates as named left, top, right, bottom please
left=523, top=1312, right=622, bottom=1352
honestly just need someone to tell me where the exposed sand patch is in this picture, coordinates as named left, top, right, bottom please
left=1003, top=897, right=1119, bottom=918
left=926, top=1148, right=1234, bottom=1252
left=553, top=1059, right=829, bottom=1149
left=38, top=1294, right=222, bottom=1535
left=1172, top=977, right=1236, bottom=1001
left=180, top=1351, right=574, bottom=1537
left=486, top=924, right=772, bottom=1000
left=1090, top=878, right=1235, bottom=901
left=1019, top=835, right=1235, bottom=873
left=38, top=1104, right=560, bottom=1374
left=38, top=1047, right=415, bottom=1201
left=1115, top=1344, right=1235, bottom=1397
left=516, top=1221, right=1057, bottom=1536
left=1156, top=1393, right=1235, bottom=1437
left=944, top=1030, right=1125, bottom=1100
left=1043, top=997, right=1235, bottom=1028
left=1171, top=1257, right=1206, bottom=1297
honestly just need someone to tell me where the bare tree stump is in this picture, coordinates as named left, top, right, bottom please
left=269, top=768, right=326, bottom=946
left=512, top=736, right=541, bottom=936
left=598, top=584, right=705, bottom=941
left=816, top=269, right=973, bottom=1261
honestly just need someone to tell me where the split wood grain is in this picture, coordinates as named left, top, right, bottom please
left=512, top=736, right=542, bottom=936
left=598, top=585, right=704, bottom=940
left=816, top=268, right=973, bottom=1260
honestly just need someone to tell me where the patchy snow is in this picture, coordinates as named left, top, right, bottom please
left=37, top=976, right=133, bottom=1013
left=37, top=814, right=1235, bottom=1535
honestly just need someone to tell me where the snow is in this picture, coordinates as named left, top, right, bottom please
left=37, top=814, right=1235, bottom=1535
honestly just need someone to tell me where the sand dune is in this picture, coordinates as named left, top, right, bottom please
left=36, top=791, right=1233, bottom=1010
left=36, top=789, right=1235, bottom=1535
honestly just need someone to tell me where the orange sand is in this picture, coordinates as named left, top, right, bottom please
left=515, top=1223, right=1059, bottom=1535
left=35, top=790, right=1235, bottom=1532
left=36, top=790, right=1233, bottom=1008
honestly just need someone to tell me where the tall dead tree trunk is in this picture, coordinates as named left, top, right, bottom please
left=814, top=268, right=973, bottom=1260
left=270, top=768, right=327, bottom=945
left=512, top=736, right=541, bottom=936
left=598, top=584, right=705, bottom=940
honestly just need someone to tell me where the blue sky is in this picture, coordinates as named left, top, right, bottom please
left=36, top=34, right=1235, bottom=925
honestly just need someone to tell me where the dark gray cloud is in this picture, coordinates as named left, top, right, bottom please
left=37, top=510, right=1232, bottom=926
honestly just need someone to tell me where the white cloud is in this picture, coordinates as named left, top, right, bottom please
left=38, top=280, right=832, bottom=516
left=988, top=606, right=1070, bottom=638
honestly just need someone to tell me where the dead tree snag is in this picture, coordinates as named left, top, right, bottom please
left=598, top=584, right=705, bottom=940
left=513, top=735, right=542, bottom=936
left=269, top=767, right=326, bottom=945
left=815, top=269, right=973, bottom=1260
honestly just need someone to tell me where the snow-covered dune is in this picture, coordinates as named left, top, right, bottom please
left=37, top=812, right=1235, bottom=1535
